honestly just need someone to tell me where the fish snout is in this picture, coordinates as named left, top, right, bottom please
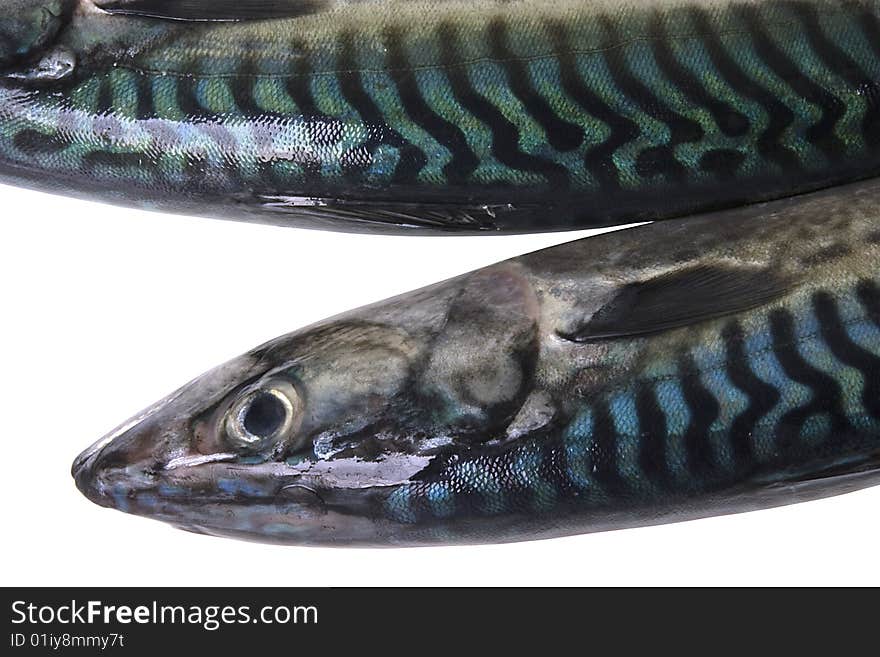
left=70, top=351, right=272, bottom=516
left=71, top=420, right=166, bottom=509
left=71, top=438, right=116, bottom=508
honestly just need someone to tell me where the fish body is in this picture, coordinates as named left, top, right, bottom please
left=73, top=177, right=880, bottom=546
left=1, top=0, right=880, bottom=232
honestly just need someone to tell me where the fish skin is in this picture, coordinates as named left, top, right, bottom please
left=73, top=177, right=880, bottom=546
left=1, top=0, right=880, bottom=233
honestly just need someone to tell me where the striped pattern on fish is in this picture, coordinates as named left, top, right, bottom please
left=386, top=277, right=880, bottom=525
left=71, top=177, right=880, bottom=546
left=2, top=0, right=880, bottom=231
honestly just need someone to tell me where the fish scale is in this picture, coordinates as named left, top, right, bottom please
left=69, top=170, right=880, bottom=545
left=0, top=1, right=860, bottom=544
left=1, top=0, right=879, bottom=231
left=385, top=279, right=880, bottom=527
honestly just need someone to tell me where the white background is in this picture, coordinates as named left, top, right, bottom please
left=2, top=184, right=878, bottom=587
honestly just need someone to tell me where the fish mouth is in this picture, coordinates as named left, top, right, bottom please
left=68, top=342, right=423, bottom=544
left=73, top=427, right=325, bottom=507
left=71, top=350, right=274, bottom=510
left=71, top=435, right=159, bottom=510
left=71, top=436, right=116, bottom=508
left=70, top=441, right=394, bottom=545
left=73, top=438, right=254, bottom=509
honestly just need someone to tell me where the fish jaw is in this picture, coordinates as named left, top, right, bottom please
left=72, top=442, right=392, bottom=545
left=70, top=415, right=421, bottom=546
left=69, top=348, right=288, bottom=529
left=67, top=328, right=435, bottom=545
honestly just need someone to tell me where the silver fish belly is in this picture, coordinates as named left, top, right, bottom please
left=72, top=177, right=880, bottom=546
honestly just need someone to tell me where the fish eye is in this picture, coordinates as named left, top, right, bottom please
left=224, top=381, right=301, bottom=449
left=243, top=392, right=287, bottom=437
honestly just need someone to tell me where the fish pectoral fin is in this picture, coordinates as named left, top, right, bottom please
left=559, top=263, right=794, bottom=342
left=253, top=195, right=526, bottom=232
left=95, top=0, right=330, bottom=21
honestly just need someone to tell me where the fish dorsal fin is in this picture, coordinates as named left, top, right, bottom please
left=560, top=264, right=793, bottom=342
left=97, top=0, right=329, bottom=22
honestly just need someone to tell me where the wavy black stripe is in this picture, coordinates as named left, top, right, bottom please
left=437, top=22, right=570, bottom=189
left=95, top=76, right=114, bottom=116
left=679, top=354, right=719, bottom=482
left=738, top=5, right=845, bottom=160
left=176, top=70, right=207, bottom=120
left=487, top=17, right=583, bottom=152
left=689, top=8, right=801, bottom=171
left=635, top=381, right=671, bottom=487
left=545, top=20, right=639, bottom=190
left=813, top=291, right=880, bottom=420
left=722, top=321, right=780, bottom=472
left=229, top=44, right=265, bottom=118
left=857, top=278, right=880, bottom=328
left=769, top=308, right=847, bottom=454
left=285, top=47, right=324, bottom=121
left=590, top=401, right=630, bottom=496
left=336, top=32, right=426, bottom=184
left=650, top=11, right=749, bottom=138
left=383, top=27, right=478, bottom=186
left=601, top=17, right=703, bottom=183
left=13, top=129, right=69, bottom=156
left=699, top=148, right=747, bottom=180
left=225, top=44, right=286, bottom=189
left=788, top=1, right=880, bottom=149
left=134, top=72, right=155, bottom=121
left=284, top=45, right=340, bottom=178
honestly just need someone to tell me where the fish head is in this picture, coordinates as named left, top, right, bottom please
left=70, top=321, right=433, bottom=545
left=0, top=1, right=75, bottom=71
left=72, top=266, right=542, bottom=546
